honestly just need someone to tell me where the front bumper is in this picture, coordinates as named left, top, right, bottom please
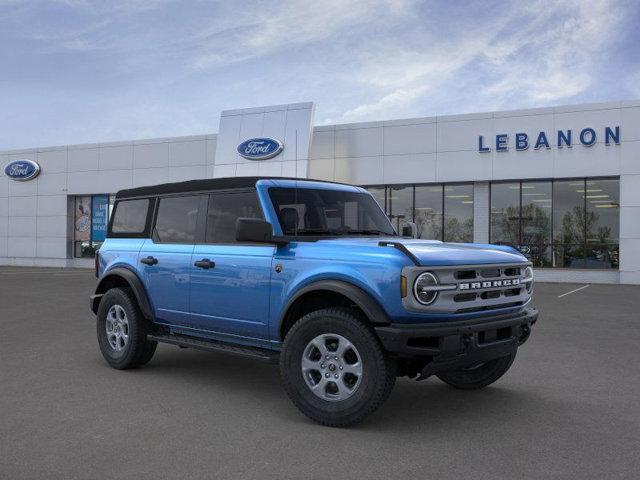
left=375, top=307, right=538, bottom=376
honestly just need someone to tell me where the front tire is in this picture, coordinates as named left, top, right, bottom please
left=96, top=287, right=157, bottom=370
left=280, top=308, right=396, bottom=427
left=436, top=351, right=516, bottom=390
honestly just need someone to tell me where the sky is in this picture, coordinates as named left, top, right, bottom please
left=1, top=0, right=639, bottom=150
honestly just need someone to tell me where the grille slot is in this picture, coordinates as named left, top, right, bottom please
left=503, top=267, right=521, bottom=277
left=454, top=293, right=477, bottom=302
left=455, top=270, right=476, bottom=280
left=480, top=268, right=500, bottom=278
left=480, top=290, right=501, bottom=300
left=455, top=301, right=524, bottom=314
left=407, top=336, right=439, bottom=349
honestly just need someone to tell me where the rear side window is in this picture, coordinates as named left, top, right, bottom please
left=206, top=191, right=263, bottom=243
left=154, top=196, right=201, bottom=243
left=111, top=199, right=150, bottom=234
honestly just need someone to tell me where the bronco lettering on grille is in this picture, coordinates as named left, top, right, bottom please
left=458, top=278, right=520, bottom=290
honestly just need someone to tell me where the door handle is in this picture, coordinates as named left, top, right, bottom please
left=140, top=256, right=158, bottom=266
left=194, top=259, right=215, bottom=269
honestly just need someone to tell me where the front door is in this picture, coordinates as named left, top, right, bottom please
left=139, top=194, right=203, bottom=327
left=189, top=190, right=274, bottom=341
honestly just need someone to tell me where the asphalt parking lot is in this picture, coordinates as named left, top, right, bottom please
left=1, top=268, right=639, bottom=479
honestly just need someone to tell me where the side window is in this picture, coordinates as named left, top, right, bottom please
left=111, top=199, right=150, bottom=234
left=206, top=191, right=263, bottom=243
left=154, top=196, right=200, bottom=243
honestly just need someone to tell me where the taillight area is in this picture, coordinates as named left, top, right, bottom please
left=94, top=251, right=100, bottom=278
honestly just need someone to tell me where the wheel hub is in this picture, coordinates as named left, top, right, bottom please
left=105, top=304, right=129, bottom=352
left=301, top=333, right=363, bottom=402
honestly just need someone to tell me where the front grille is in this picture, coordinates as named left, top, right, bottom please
left=403, top=262, right=532, bottom=315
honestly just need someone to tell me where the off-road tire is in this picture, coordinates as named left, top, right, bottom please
left=97, top=287, right=157, bottom=370
left=280, top=307, right=396, bottom=427
left=436, top=351, right=516, bottom=390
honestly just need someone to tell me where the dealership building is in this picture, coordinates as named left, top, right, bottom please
left=1, top=100, right=639, bottom=284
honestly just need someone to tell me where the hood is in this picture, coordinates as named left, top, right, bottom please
left=399, top=239, right=527, bottom=266
left=316, top=237, right=528, bottom=266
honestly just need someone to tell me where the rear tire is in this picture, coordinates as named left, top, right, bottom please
left=436, top=351, right=516, bottom=390
left=280, top=308, right=396, bottom=427
left=96, top=287, right=157, bottom=370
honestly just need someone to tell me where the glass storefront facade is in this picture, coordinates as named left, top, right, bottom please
left=73, top=194, right=115, bottom=258
left=490, top=178, right=619, bottom=269
left=365, top=183, right=474, bottom=242
left=366, top=177, right=620, bottom=270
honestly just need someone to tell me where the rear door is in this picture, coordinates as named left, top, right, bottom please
left=139, top=194, right=205, bottom=327
left=189, top=190, right=274, bottom=341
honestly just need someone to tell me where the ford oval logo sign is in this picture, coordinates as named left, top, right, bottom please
left=4, top=159, right=41, bottom=181
left=237, top=137, right=283, bottom=160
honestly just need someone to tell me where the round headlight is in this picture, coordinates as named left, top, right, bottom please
left=414, top=272, right=439, bottom=305
left=524, top=266, right=534, bottom=293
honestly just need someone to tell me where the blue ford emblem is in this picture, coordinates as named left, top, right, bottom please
left=237, top=137, right=283, bottom=160
left=4, top=159, right=41, bottom=181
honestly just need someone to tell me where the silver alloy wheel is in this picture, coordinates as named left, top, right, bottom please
left=105, top=304, right=129, bottom=352
left=301, top=333, right=363, bottom=402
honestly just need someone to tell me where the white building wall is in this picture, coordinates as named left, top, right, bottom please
left=0, top=134, right=217, bottom=267
left=213, top=102, right=314, bottom=179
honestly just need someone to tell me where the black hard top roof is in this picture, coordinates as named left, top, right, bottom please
left=115, top=177, right=351, bottom=199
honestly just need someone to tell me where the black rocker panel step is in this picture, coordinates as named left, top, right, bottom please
left=147, top=333, right=279, bottom=363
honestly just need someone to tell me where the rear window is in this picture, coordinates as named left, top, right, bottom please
left=154, top=195, right=201, bottom=243
left=111, top=199, right=150, bottom=234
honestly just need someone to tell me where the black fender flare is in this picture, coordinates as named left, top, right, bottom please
left=280, top=279, right=391, bottom=329
left=91, top=267, right=154, bottom=320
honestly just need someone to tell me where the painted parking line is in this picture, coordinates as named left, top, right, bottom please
left=557, top=284, right=590, bottom=298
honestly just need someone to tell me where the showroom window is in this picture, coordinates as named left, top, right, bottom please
left=490, top=178, right=619, bottom=269
left=364, top=183, right=474, bottom=241
left=444, top=184, right=474, bottom=243
left=387, top=185, right=413, bottom=233
left=415, top=185, right=443, bottom=240
left=73, top=194, right=115, bottom=258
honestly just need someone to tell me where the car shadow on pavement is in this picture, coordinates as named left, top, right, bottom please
left=114, top=344, right=558, bottom=431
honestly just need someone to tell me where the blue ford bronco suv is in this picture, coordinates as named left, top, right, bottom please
left=91, top=177, right=538, bottom=426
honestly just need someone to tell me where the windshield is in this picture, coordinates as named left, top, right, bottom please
left=268, top=187, right=396, bottom=237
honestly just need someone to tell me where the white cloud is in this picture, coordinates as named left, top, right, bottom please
left=0, top=0, right=633, bottom=149
left=334, top=0, right=625, bottom=122
left=482, top=0, right=621, bottom=105
left=191, top=0, right=414, bottom=69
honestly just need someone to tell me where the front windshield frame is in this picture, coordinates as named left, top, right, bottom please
left=267, top=187, right=397, bottom=238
